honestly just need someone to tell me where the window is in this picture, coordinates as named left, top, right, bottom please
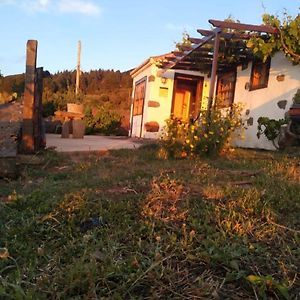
left=216, top=71, right=236, bottom=108
left=250, top=59, right=270, bottom=91
left=133, top=78, right=146, bottom=116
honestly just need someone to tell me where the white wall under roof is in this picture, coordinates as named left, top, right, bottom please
left=234, top=52, right=300, bottom=150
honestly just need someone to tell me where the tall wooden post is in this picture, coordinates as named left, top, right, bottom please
left=75, top=40, right=81, bottom=96
left=207, top=29, right=221, bottom=110
left=21, top=40, right=38, bottom=153
left=35, top=67, right=44, bottom=149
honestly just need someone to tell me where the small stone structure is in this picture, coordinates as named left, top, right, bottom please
left=0, top=101, right=23, bottom=178
left=0, top=101, right=23, bottom=157
left=54, top=103, right=85, bottom=139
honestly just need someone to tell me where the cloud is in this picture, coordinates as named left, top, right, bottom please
left=0, top=0, right=101, bottom=16
left=165, top=22, right=192, bottom=32
left=27, top=0, right=51, bottom=12
left=58, top=0, right=101, bottom=15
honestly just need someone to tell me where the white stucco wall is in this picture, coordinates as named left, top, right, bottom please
left=130, top=61, right=208, bottom=139
left=233, top=52, right=300, bottom=150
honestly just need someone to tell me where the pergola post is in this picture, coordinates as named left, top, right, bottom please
left=207, top=29, right=221, bottom=111
left=35, top=67, right=44, bottom=149
left=21, top=40, right=38, bottom=153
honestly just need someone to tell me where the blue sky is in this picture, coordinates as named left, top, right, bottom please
left=0, top=0, right=299, bottom=76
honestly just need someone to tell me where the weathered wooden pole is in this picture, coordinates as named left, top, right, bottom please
left=75, top=40, right=81, bottom=96
left=21, top=40, right=38, bottom=153
left=35, top=67, right=45, bottom=149
left=207, top=29, right=221, bottom=110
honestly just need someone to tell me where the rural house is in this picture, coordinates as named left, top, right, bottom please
left=129, top=19, right=300, bottom=150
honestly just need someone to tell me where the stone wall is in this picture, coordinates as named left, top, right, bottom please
left=0, top=101, right=23, bottom=157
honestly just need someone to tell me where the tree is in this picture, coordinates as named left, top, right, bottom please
left=247, top=11, right=300, bottom=63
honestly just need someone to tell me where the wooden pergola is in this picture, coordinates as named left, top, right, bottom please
left=160, top=19, right=277, bottom=110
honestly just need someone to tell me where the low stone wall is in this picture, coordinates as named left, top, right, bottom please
left=0, top=101, right=23, bottom=179
left=0, top=101, right=23, bottom=157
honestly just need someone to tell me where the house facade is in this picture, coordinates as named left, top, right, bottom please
left=129, top=20, right=300, bottom=150
left=129, top=55, right=210, bottom=139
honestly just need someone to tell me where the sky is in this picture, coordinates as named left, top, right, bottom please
left=0, top=0, right=299, bottom=76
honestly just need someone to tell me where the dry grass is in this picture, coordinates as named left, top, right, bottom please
left=0, top=145, right=299, bottom=299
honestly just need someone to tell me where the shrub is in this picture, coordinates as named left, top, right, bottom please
left=159, top=103, right=244, bottom=158
left=42, top=101, right=56, bottom=117
left=84, top=105, right=122, bottom=135
left=292, top=88, right=300, bottom=104
left=257, top=117, right=287, bottom=149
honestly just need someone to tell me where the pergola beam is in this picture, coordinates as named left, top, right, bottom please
left=167, top=32, right=216, bottom=70
left=209, top=19, right=278, bottom=34
left=197, top=29, right=255, bottom=40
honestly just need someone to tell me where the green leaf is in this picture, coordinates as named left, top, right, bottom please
left=275, top=284, right=290, bottom=300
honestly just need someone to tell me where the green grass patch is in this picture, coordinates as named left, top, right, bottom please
left=0, top=147, right=299, bottom=299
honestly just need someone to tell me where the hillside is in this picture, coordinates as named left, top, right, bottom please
left=0, top=69, right=133, bottom=130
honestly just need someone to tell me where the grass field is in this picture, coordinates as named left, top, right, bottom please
left=0, top=145, right=299, bottom=299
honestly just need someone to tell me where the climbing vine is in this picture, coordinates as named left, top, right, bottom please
left=247, top=11, right=300, bottom=64
left=257, top=117, right=287, bottom=149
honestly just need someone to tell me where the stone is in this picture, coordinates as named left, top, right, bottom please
left=148, top=75, right=155, bottom=82
left=144, top=121, right=159, bottom=132
left=247, top=117, right=254, bottom=126
left=0, top=101, right=22, bottom=158
left=61, top=121, right=70, bottom=138
left=72, top=120, right=85, bottom=138
left=277, top=100, right=287, bottom=110
left=148, top=101, right=160, bottom=108
left=276, top=74, right=285, bottom=82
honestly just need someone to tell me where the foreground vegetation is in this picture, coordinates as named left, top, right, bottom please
left=0, top=146, right=299, bottom=299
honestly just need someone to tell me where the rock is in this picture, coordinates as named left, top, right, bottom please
left=144, top=121, right=160, bottom=132
left=0, top=101, right=23, bottom=158
left=72, top=120, right=85, bottom=139
left=277, top=100, right=287, bottom=110
left=61, top=121, right=70, bottom=138
left=148, top=100, right=160, bottom=108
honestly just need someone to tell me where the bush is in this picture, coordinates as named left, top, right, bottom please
left=159, top=104, right=244, bottom=158
left=292, top=89, right=300, bottom=104
left=42, top=101, right=56, bottom=117
left=84, top=105, right=122, bottom=135
left=257, top=117, right=287, bottom=149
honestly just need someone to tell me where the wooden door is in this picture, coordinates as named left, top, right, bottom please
left=173, top=89, right=191, bottom=121
left=172, top=76, right=203, bottom=122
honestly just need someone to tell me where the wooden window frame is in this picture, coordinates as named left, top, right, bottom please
left=132, top=77, right=146, bottom=116
left=249, top=58, right=271, bottom=91
left=216, top=70, right=237, bottom=108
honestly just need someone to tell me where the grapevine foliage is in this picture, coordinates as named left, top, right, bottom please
left=247, top=11, right=300, bottom=64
